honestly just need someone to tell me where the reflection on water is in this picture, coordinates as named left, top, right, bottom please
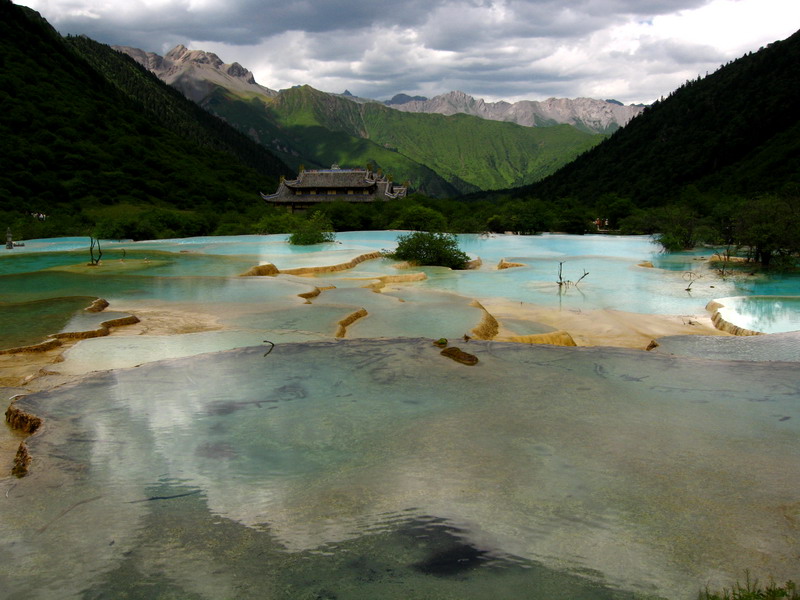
left=3, top=339, right=799, bottom=599
left=2, top=234, right=799, bottom=599
left=715, top=296, right=800, bottom=334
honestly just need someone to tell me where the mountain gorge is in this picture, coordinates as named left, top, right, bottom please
left=116, top=45, right=608, bottom=196
left=0, top=0, right=292, bottom=239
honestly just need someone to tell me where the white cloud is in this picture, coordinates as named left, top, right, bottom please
left=16, top=0, right=800, bottom=104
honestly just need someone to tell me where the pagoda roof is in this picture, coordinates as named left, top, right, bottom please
left=284, top=169, right=376, bottom=189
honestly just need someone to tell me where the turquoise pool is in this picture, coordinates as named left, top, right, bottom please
left=1, top=233, right=798, bottom=600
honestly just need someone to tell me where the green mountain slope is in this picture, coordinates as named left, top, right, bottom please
left=0, top=0, right=292, bottom=238
left=204, top=84, right=605, bottom=197
left=509, top=29, right=800, bottom=206
left=204, top=86, right=468, bottom=197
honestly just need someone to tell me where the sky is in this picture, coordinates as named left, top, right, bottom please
left=17, top=0, right=800, bottom=105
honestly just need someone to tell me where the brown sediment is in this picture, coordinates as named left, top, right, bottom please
left=507, top=330, right=577, bottom=347
left=465, top=257, right=482, bottom=270
left=5, top=404, right=42, bottom=434
left=0, top=338, right=63, bottom=355
left=638, top=261, right=654, bottom=268
left=335, top=308, right=368, bottom=338
left=51, top=315, right=141, bottom=341
left=469, top=300, right=499, bottom=340
left=365, top=272, right=427, bottom=292
left=86, top=298, right=110, bottom=312
left=498, top=258, right=526, bottom=269
left=298, top=285, right=337, bottom=302
left=11, top=441, right=31, bottom=477
left=241, top=252, right=382, bottom=277
left=705, top=299, right=763, bottom=336
left=4, top=400, right=42, bottom=477
left=243, top=252, right=384, bottom=278
left=440, top=346, right=479, bottom=365
left=240, top=263, right=280, bottom=277
left=708, top=255, right=751, bottom=264
left=298, top=286, right=323, bottom=301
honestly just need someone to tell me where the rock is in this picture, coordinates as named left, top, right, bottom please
left=507, top=330, right=577, bottom=347
left=498, top=258, right=526, bottom=269
left=5, top=405, right=42, bottom=434
left=11, top=442, right=31, bottom=478
left=440, top=346, right=478, bottom=365
left=86, top=298, right=110, bottom=312
left=240, top=263, right=279, bottom=276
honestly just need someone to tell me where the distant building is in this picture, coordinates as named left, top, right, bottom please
left=261, top=165, right=407, bottom=213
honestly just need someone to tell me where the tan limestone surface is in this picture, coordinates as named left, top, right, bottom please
left=480, top=299, right=731, bottom=349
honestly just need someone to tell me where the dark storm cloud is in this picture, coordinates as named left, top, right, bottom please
left=19, top=0, right=799, bottom=103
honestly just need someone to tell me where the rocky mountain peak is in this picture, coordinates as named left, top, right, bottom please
left=115, top=44, right=277, bottom=103
left=165, top=44, right=224, bottom=68
left=225, top=62, right=255, bottom=83
left=389, top=90, right=645, bottom=133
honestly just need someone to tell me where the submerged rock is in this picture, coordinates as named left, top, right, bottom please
left=440, top=346, right=478, bottom=365
left=12, top=441, right=31, bottom=477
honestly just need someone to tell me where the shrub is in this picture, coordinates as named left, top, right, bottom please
left=288, top=212, right=336, bottom=245
left=700, top=574, right=797, bottom=600
left=386, top=231, right=470, bottom=269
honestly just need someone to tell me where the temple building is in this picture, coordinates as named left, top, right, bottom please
left=261, top=165, right=407, bottom=212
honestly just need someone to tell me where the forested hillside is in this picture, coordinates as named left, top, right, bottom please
left=453, top=29, right=799, bottom=264
left=510, top=29, right=800, bottom=206
left=0, top=0, right=292, bottom=239
left=201, top=83, right=605, bottom=196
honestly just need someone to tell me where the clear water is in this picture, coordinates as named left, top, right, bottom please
left=714, top=296, right=800, bottom=334
left=3, top=233, right=797, bottom=318
left=0, top=297, right=96, bottom=348
left=653, top=330, right=800, bottom=362
left=1, top=233, right=799, bottom=599
left=3, top=340, right=798, bottom=599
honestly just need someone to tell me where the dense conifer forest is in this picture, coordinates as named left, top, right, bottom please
left=0, top=0, right=292, bottom=239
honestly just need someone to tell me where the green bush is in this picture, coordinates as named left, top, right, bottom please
left=386, top=231, right=470, bottom=269
left=700, top=574, right=797, bottom=600
left=288, top=212, right=336, bottom=245
left=390, top=204, right=447, bottom=232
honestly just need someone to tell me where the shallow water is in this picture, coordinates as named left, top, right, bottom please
left=714, top=296, right=800, bottom=334
left=0, top=297, right=96, bottom=348
left=1, top=233, right=799, bottom=599
left=3, top=234, right=797, bottom=324
left=3, top=339, right=798, bottom=599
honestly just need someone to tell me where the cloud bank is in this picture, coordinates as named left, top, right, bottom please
left=18, top=0, right=800, bottom=103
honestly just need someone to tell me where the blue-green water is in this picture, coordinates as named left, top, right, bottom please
left=1, top=233, right=799, bottom=599
left=2, top=233, right=796, bottom=336
left=4, top=340, right=799, bottom=599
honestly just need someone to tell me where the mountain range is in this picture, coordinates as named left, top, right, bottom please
left=114, top=45, right=621, bottom=195
left=116, top=45, right=640, bottom=135
left=3, top=0, right=798, bottom=241
left=384, top=90, right=643, bottom=134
